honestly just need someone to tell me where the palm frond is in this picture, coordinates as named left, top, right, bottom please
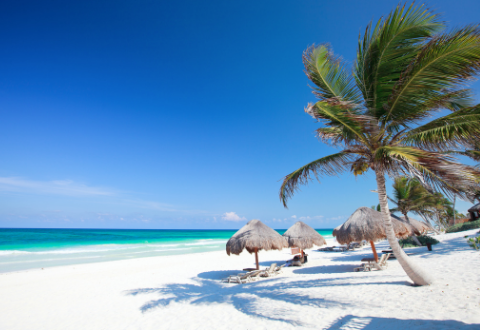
left=387, top=89, right=473, bottom=128
left=303, top=45, right=362, bottom=104
left=279, top=152, right=356, bottom=207
left=375, top=146, right=480, bottom=199
left=354, top=2, right=443, bottom=115
left=385, top=26, right=480, bottom=124
left=402, top=104, right=480, bottom=150
left=305, top=101, right=372, bottom=146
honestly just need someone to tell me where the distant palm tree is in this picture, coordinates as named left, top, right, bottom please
left=279, top=3, right=480, bottom=286
left=389, top=177, right=440, bottom=243
left=389, top=177, right=435, bottom=224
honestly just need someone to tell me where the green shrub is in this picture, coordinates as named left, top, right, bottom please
left=417, top=235, right=439, bottom=245
left=398, top=236, right=418, bottom=247
left=399, top=235, right=439, bottom=247
left=446, top=219, right=480, bottom=233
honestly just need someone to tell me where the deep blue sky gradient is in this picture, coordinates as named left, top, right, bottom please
left=1, top=0, right=479, bottom=229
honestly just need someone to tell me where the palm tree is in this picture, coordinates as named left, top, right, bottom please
left=389, top=177, right=436, bottom=224
left=389, top=177, right=436, bottom=244
left=279, top=3, right=480, bottom=286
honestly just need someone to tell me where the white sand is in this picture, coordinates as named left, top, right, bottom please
left=1, top=230, right=479, bottom=330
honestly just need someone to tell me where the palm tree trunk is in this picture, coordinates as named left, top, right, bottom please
left=403, top=213, right=423, bottom=246
left=375, top=170, right=433, bottom=286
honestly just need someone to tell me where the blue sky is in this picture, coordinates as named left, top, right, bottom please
left=1, top=0, right=479, bottom=229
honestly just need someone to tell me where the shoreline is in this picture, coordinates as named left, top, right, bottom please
left=0, top=227, right=335, bottom=273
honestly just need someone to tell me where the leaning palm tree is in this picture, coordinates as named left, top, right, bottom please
left=279, top=3, right=480, bottom=286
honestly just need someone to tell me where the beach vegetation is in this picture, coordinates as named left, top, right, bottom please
left=467, top=236, right=480, bottom=250
left=446, top=219, right=480, bottom=233
left=399, top=235, right=439, bottom=247
left=279, top=2, right=480, bottom=286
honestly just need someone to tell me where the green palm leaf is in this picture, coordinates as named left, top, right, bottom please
left=355, top=2, right=443, bottom=116
left=279, top=152, right=356, bottom=207
left=385, top=26, right=480, bottom=125
left=375, top=146, right=480, bottom=199
left=303, top=45, right=362, bottom=104
left=403, top=104, right=480, bottom=149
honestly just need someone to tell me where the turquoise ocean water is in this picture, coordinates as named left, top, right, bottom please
left=0, top=228, right=333, bottom=273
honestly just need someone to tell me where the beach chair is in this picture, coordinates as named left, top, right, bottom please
left=348, top=242, right=361, bottom=250
left=354, top=253, right=391, bottom=272
left=317, top=246, right=332, bottom=251
left=222, top=270, right=261, bottom=284
left=261, top=263, right=277, bottom=277
left=274, top=264, right=285, bottom=274
left=331, top=245, right=348, bottom=252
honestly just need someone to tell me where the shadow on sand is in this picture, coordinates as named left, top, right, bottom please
left=124, top=235, right=477, bottom=327
left=124, top=271, right=417, bottom=325
left=326, top=314, right=479, bottom=329
left=124, top=274, right=360, bottom=326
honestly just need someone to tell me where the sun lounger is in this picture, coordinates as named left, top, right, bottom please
left=318, top=246, right=348, bottom=252
left=381, top=250, right=413, bottom=259
left=260, top=263, right=277, bottom=277
left=347, top=242, right=362, bottom=250
left=317, top=247, right=333, bottom=251
left=222, top=270, right=262, bottom=284
left=354, top=253, right=391, bottom=272
left=274, top=264, right=285, bottom=274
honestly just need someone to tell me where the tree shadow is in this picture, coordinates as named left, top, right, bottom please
left=292, top=264, right=355, bottom=274
left=328, top=252, right=375, bottom=262
left=124, top=275, right=360, bottom=326
left=258, top=259, right=288, bottom=267
left=325, top=314, right=479, bottom=329
left=124, top=269, right=421, bottom=326
left=196, top=270, right=242, bottom=280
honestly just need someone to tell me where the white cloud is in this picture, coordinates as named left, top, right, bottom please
left=222, top=212, right=247, bottom=222
left=0, top=177, right=115, bottom=196
left=298, top=215, right=324, bottom=221
left=123, top=199, right=178, bottom=212
left=291, top=215, right=297, bottom=219
left=328, top=216, right=345, bottom=221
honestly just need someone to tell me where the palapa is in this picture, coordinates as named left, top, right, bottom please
left=282, top=221, right=326, bottom=252
left=333, top=207, right=411, bottom=262
left=392, top=214, right=431, bottom=235
left=226, top=219, right=288, bottom=270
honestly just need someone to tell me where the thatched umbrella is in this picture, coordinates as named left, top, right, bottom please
left=392, top=214, right=431, bottom=235
left=226, top=219, right=288, bottom=270
left=333, top=207, right=411, bottom=262
left=282, top=221, right=326, bottom=256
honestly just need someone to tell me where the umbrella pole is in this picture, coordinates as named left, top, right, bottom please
left=255, top=248, right=259, bottom=270
left=369, top=241, right=379, bottom=262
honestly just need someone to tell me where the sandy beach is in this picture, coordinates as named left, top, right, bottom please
left=1, top=229, right=479, bottom=330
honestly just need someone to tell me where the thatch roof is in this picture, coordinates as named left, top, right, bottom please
left=226, top=219, right=288, bottom=255
left=282, top=221, right=327, bottom=250
left=392, top=214, right=431, bottom=235
left=468, top=203, right=480, bottom=212
left=333, top=207, right=411, bottom=245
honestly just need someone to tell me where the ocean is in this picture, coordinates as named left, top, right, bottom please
left=0, top=228, right=334, bottom=273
